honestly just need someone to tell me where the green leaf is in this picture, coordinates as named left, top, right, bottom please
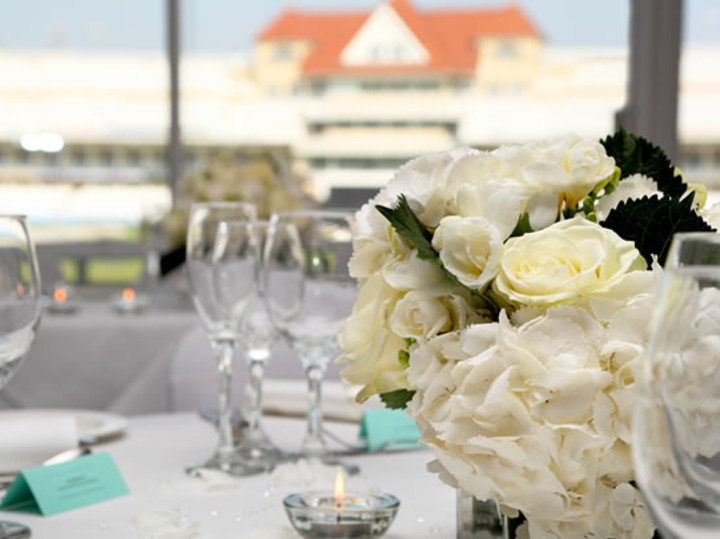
left=603, top=195, right=715, bottom=265
left=380, top=389, right=416, bottom=410
left=601, top=127, right=686, bottom=199
left=509, top=212, right=533, bottom=238
left=375, top=195, right=439, bottom=265
left=398, top=349, right=410, bottom=368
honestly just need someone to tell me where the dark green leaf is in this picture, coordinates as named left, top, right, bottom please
left=509, top=212, right=533, bottom=238
left=603, top=195, right=715, bottom=265
left=380, top=389, right=416, bottom=410
left=601, top=127, right=686, bottom=199
left=375, top=195, right=439, bottom=265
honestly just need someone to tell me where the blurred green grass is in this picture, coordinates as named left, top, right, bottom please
left=58, top=258, right=145, bottom=285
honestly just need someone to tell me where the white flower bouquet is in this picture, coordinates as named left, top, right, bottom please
left=339, top=129, right=718, bottom=537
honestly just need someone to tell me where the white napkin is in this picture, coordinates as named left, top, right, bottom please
left=0, top=414, right=78, bottom=474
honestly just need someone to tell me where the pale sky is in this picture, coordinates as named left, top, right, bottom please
left=1, top=0, right=718, bottom=52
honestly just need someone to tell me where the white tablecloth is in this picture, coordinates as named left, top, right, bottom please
left=0, top=304, right=197, bottom=414
left=0, top=301, right=356, bottom=417
left=0, top=414, right=456, bottom=538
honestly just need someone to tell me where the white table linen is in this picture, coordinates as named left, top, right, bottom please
left=0, top=414, right=456, bottom=538
left=0, top=303, right=197, bottom=414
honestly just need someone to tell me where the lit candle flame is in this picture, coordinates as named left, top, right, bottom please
left=334, top=471, right=345, bottom=510
left=54, top=287, right=68, bottom=303
left=122, top=287, right=136, bottom=303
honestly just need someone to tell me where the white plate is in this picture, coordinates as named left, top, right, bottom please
left=0, top=409, right=128, bottom=442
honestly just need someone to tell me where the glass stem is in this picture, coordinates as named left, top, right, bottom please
left=245, top=359, right=265, bottom=441
left=304, top=364, right=326, bottom=457
left=214, top=339, right=235, bottom=458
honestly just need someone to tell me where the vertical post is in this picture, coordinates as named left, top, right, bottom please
left=168, top=0, right=181, bottom=203
left=620, top=0, right=683, bottom=162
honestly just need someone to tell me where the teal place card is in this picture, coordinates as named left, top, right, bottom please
left=0, top=452, right=129, bottom=516
left=359, top=409, right=422, bottom=452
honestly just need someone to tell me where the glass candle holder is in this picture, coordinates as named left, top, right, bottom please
left=47, top=282, right=79, bottom=314
left=283, top=491, right=400, bottom=538
left=113, top=287, right=148, bottom=314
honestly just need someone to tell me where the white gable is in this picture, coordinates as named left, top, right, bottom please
left=340, top=3, right=429, bottom=66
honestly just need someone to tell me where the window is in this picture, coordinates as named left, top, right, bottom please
left=71, top=149, right=85, bottom=166
left=496, top=40, right=518, bottom=58
left=100, top=149, right=114, bottom=167
left=274, top=43, right=293, bottom=61
left=127, top=149, right=141, bottom=167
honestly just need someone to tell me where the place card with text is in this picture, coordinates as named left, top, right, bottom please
left=0, top=452, right=129, bottom=516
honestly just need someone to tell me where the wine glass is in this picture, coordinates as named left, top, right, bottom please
left=235, top=220, right=284, bottom=466
left=0, top=215, right=42, bottom=539
left=264, top=210, right=356, bottom=463
left=185, top=202, right=263, bottom=476
left=634, top=232, right=720, bottom=538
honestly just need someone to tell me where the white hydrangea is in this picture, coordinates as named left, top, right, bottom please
left=406, top=304, right=655, bottom=538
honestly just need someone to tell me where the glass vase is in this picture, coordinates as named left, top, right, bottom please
left=456, top=490, right=524, bottom=539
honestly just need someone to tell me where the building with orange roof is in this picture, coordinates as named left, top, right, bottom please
left=255, top=0, right=542, bottom=95
left=254, top=0, right=547, bottom=201
left=0, top=0, right=719, bottom=220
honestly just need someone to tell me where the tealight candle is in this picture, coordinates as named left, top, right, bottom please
left=47, top=282, right=78, bottom=314
left=113, top=287, right=148, bottom=314
left=283, top=472, right=400, bottom=538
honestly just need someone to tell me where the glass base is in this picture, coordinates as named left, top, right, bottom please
left=235, top=441, right=286, bottom=471
left=456, top=490, right=515, bottom=539
left=0, top=521, right=31, bottom=539
left=187, top=450, right=268, bottom=478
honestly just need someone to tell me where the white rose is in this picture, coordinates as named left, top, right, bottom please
left=338, top=273, right=407, bottom=401
left=455, top=181, right=523, bottom=240
left=596, top=174, right=662, bottom=221
left=389, top=291, right=487, bottom=340
left=349, top=197, right=410, bottom=280
left=381, top=250, right=449, bottom=293
left=494, top=216, right=646, bottom=306
left=516, top=135, right=616, bottom=227
left=389, top=290, right=452, bottom=339
left=528, top=134, right=616, bottom=204
left=432, top=216, right=503, bottom=290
